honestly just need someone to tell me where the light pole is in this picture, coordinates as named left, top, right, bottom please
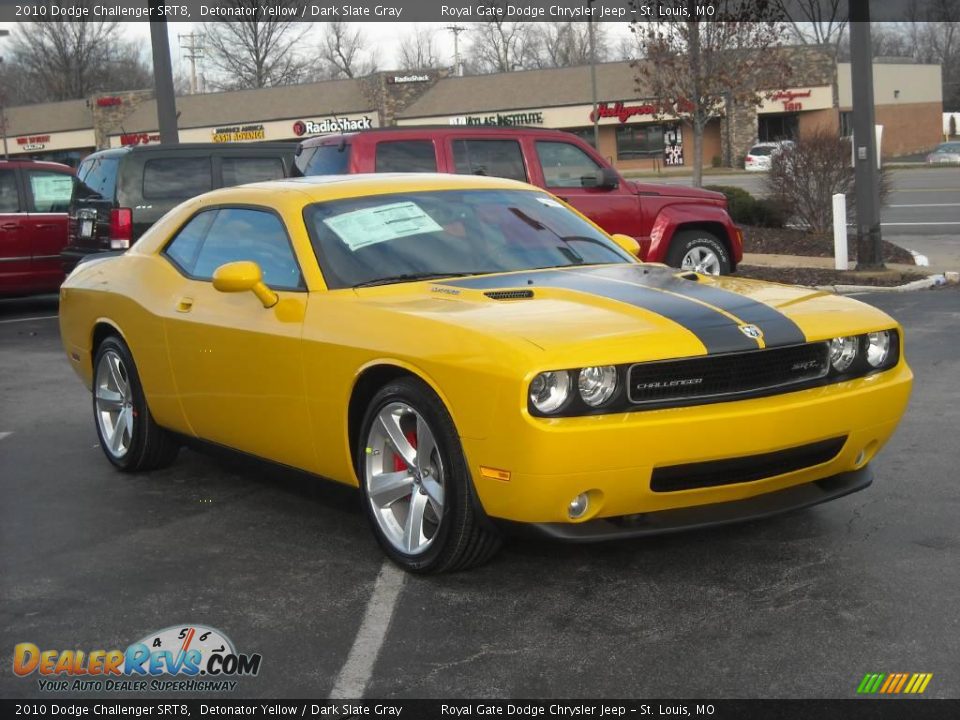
left=0, top=29, right=10, bottom=160
left=587, top=0, right=599, bottom=149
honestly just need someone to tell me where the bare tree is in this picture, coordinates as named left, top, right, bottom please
left=631, top=1, right=790, bottom=187
left=776, top=0, right=847, bottom=47
left=465, top=17, right=540, bottom=73
left=531, top=22, right=610, bottom=68
left=397, top=26, right=442, bottom=70
left=6, top=20, right=152, bottom=104
left=320, top=21, right=375, bottom=79
left=202, top=3, right=310, bottom=90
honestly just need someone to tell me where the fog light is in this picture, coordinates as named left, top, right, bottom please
left=568, top=493, right=589, bottom=519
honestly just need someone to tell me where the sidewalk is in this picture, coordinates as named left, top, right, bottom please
left=742, top=253, right=931, bottom=274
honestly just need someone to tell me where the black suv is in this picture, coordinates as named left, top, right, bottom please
left=62, top=142, right=297, bottom=270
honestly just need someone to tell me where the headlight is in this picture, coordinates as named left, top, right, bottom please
left=866, top=331, right=892, bottom=368
left=829, top=336, right=858, bottom=372
left=529, top=371, right=571, bottom=414
left=578, top=366, right=617, bottom=407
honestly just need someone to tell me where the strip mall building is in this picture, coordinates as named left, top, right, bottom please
left=3, top=46, right=942, bottom=170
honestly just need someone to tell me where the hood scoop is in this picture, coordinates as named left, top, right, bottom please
left=484, top=289, right=535, bottom=301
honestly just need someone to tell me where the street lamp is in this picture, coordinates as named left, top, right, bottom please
left=0, top=29, right=10, bottom=160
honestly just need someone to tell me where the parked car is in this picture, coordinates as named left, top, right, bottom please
left=926, top=141, right=960, bottom=165
left=0, top=159, right=75, bottom=297
left=62, top=142, right=298, bottom=271
left=744, top=141, right=794, bottom=172
left=59, top=173, right=912, bottom=573
left=294, top=127, right=742, bottom=275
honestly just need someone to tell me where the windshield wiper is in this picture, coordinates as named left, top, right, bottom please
left=353, top=272, right=478, bottom=288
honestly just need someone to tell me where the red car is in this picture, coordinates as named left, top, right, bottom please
left=0, top=159, right=75, bottom=297
left=295, top=127, right=742, bottom=274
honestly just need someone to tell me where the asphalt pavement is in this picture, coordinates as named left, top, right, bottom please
left=1, top=288, right=959, bottom=700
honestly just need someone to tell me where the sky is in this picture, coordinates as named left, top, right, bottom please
left=0, top=21, right=634, bottom=82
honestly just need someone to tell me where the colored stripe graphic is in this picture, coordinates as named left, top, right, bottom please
left=857, top=672, right=932, bottom=694
left=443, top=265, right=806, bottom=354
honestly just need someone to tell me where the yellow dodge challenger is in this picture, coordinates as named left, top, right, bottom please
left=59, top=174, right=912, bottom=573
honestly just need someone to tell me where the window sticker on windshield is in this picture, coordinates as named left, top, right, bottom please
left=536, top=197, right=564, bottom=208
left=323, top=201, right=443, bottom=251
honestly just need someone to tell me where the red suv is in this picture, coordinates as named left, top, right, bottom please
left=0, top=159, right=74, bottom=297
left=295, top=127, right=742, bottom=274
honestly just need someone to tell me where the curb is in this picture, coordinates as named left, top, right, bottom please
left=817, top=274, right=953, bottom=295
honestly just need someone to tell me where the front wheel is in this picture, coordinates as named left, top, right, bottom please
left=93, top=336, right=179, bottom=472
left=357, top=377, right=501, bottom=573
left=666, top=230, right=732, bottom=276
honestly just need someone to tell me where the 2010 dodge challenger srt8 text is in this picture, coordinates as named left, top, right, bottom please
left=58, top=174, right=912, bottom=573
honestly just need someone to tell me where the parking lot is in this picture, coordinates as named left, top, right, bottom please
left=1, top=287, right=959, bottom=700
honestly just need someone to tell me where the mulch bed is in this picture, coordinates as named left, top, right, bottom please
left=734, top=265, right=931, bottom=288
left=743, top=226, right=916, bottom=265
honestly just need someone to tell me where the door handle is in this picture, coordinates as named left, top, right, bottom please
left=1, top=223, right=18, bottom=230
left=35, top=223, right=56, bottom=230
left=176, top=297, right=194, bottom=313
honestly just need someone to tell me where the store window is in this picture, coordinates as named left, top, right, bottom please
left=452, top=139, right=527, bottom=182
left=839, top=112, right=854, bottom=138
left=758, top=113, right=799, bottom=142
left=615, top=125, right=666, bottom=160
left=565, top=127, right=598, bottom=149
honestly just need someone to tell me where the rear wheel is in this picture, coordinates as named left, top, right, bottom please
left=666, top=230, right=731, bottom=275
left=357, top=377, right=501, bottom=573
left=93, top=336, right=179, bottom=472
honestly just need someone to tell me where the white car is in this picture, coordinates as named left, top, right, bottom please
left=926, top=142, right=960, bottom=165
left=744, top=141, right=793, bottom=172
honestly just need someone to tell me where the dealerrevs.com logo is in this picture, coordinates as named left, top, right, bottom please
left=13, top=624, right=261, bottom=692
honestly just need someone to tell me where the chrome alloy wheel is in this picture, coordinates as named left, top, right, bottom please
left=680, top=246, right=722, bottom=275
left=95, top=349, right=134, bottom=458
left=364, top=402, right=445, bottom=555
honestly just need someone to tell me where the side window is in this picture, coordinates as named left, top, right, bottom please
left=535, top=141, right=602, bottom=188
left=143, top=157, right=212, bottom=200
left=452, top=139, right=527, bottom=182
left=26, top=171, right=74, bottom=212
left=164, top=210, right=217, bottom=274
left=191, top=208, right=302, bottom=289
left=75, top=155, right=119, bottom=200
left=375, top=141, right=437, bottom=173
left=221, top=157, right=285, bottom=186
left=0, top=169, right=20, bottom=213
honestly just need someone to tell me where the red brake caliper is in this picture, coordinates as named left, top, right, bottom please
left=392, top=430, right=418, bottom=472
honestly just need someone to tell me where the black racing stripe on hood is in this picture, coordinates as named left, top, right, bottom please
left=442, top=267, right=760, bottom=354
left=584, top=266, right=807, bottom=348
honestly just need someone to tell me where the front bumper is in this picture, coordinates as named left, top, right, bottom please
left=526, top=466, right=871, bottom=542
left=462, top=362, right=911, bottom=526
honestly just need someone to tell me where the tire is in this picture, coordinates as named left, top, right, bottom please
left=92, top=336, right=179, bottom=472
left=357, top=377, right=502, bottom=573
left=666, top=230, right=732, bottom=276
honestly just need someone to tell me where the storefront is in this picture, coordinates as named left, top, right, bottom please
left=4, top=99, right=96, bottom=167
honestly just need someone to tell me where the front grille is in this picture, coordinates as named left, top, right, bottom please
left=651, top=436, right=848, bottom=492
left=627, top=343, right=829, bottom=406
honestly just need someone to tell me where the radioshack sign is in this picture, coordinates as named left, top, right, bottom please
left=293, top=116, right=373, bottom=136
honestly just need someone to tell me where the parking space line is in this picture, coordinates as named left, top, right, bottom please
left=329, top=562, right=406, bottom=698
left=881, top=222, right=960, bottom=226
left=0, top=315, right=58, bottom=325
left=0, top=432, right=12, bottom=441
left=888, top=203, right=960, bottom=208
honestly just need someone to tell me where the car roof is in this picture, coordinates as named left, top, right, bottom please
left=201, top=172, right=537, bottom=203
left=0, top=159, right=74, bottom=172
left=82, top=142, right=299, bottom=160
left=298, top=125, right=586, bottom=147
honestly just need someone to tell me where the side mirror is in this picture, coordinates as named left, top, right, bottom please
left=212, top=261, right=278, bottom=308
left=610, top=233, right=641, bottom=258
left=581, top=167, right=620, bottom=190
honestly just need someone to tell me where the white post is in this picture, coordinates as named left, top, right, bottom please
left=833, top=193, right=848, bottom=271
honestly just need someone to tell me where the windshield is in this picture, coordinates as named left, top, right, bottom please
left=748, top=146, right=774, bottom=156
left=304, top=189, right=634, bottom=289
left=935, top=143, right=960, bottom=153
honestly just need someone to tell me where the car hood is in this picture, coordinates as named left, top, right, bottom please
left=627, top=181, right=726, bottom=203
left=352, top=265, right=895, bottom=365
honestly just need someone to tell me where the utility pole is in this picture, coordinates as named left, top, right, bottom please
left=446, top=25, right=466, bottom=77
left=850, top=11, right=883, bottom=269
left=587, top=0, right=599, bottom=149
left=0, top=29, right=10, bottom=160
left=149, top=12, right=179, bottom=144
left=178, top=33, right=204, bottom=95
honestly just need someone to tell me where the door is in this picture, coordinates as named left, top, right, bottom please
left=532, top=140, right=645, bottom=240
left=22, top=168, right=73, bottom=292
left=0, top=168, right=30, bottom=295
left=160, top=206, right=313, bottom=469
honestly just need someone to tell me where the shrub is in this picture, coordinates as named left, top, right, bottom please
left=705, top=185, right=756, bottom=224
left=765, top=129, right=890, bottom=234
left=711, top=154, right=722, bottom=168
